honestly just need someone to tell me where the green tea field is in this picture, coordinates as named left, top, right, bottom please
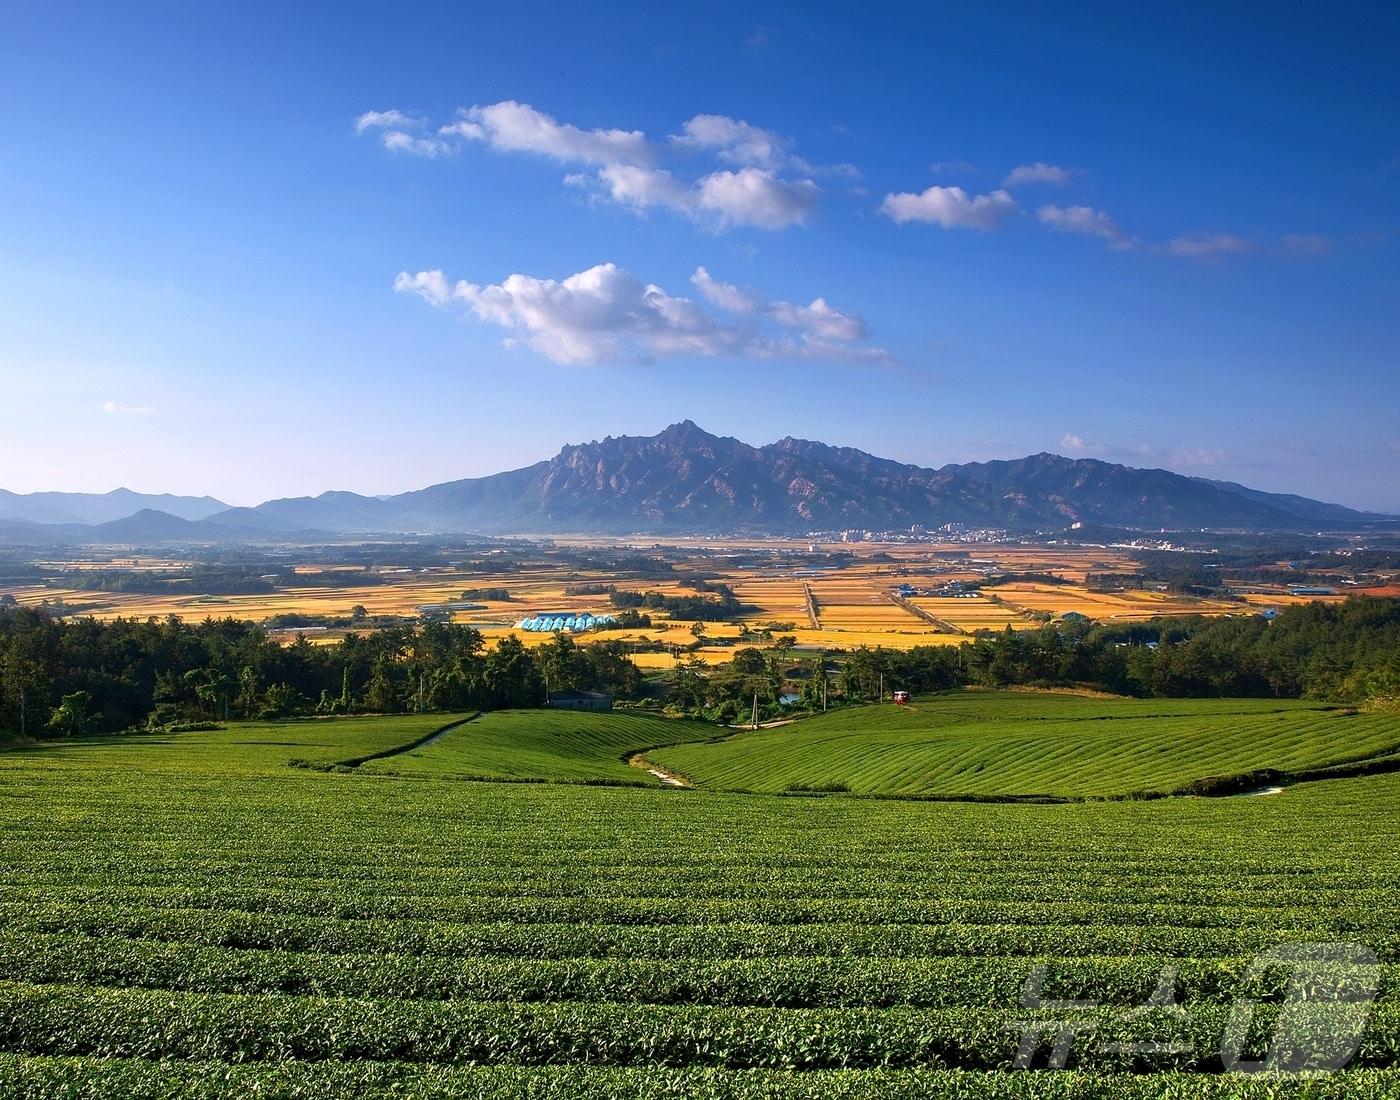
left=647, top=693, right=1400, bottom=798
left=1, top=698, right=1399, bottom=1097
left=361, top=709, right=717, bottom=784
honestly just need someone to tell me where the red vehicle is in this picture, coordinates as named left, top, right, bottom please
left=892, top=690, right=911, bottom=705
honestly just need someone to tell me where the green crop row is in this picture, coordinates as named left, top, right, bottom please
left=7, top=933, right=1394, bottom=1008
left=3, top=869, right=1396, bottom=912
left=2, top=892, right=1391, bottom=936
left=9, top=902, right=1388, bottom=963
left=4, top=1055, right=1400, bottom=1100
left=3, top=983, right=1400, bottom=1072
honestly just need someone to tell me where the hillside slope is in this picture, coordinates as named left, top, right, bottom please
left=647, top=692, right=1400, bottom=797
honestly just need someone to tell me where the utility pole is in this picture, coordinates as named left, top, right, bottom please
left=418, top=670, right=426, bottom=713
left=878, top=671, right=884, bottom=703
left=822, top=668, right=828, bottom=712
left=751, top=690, right=759, bottom=730
left=19, top=688, right=26, bottom=739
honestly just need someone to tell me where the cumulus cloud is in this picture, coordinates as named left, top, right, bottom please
left=690, top=267, right=866, bottom=341
left=102, top=400, right=154, bottom=416
left=583, top=164, right=816, bottom=229
left=356, top=109, right=423, bottom=133
left=355, top=109, right=454, bottom=157
left=672, top=113, right=859, bottom=179
left=879, top=185, right=1019, bottom=229
left=695, top=168, right=820, bottom=229
left=1037, top=204, right=1134, bottom=249
left=381, top=131, right=453, bottom=157
left=883, top=161, right=1302, bottom=263
left=1003, top=162, right=1074, bottom=187
left=691, top=267, right=762, bottom=313
left=395, top=262, right=891, bottom=366
left=443, top=100, right=650, bottom=166
left=673, top=114, right=791, bottom=170
left=1165, top=233, right=1253, bottom=260
left=596, top=164, right=692, bottom=213
left=769, top=297, right=867, bottom=342
left=359, top=101, right=831, bottom=231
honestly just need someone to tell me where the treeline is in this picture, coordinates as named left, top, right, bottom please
left=610, top=585, right=745, bottom=621
left=977, top=572, right=1071, bottom=588
left=460, top=587, right=512, bottom=601
left=835, top=596, right=1400, bottom=705
left=3, top=596, right=1397, bottom=740
left=0, top=610, right=642, bottom=738
left=66, top=567, right=390, bottom=596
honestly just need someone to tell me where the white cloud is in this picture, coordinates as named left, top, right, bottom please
left=1037, top=204, right=1133, bottom=249
left=691, top=267, right=762, bottom=313
left=355, top=109, right=454, bottom=156
left=396, top=262, right=890, bottom=366
left=445, top=100, right=650, bottom=167
left=769, top=297, right=866, bottom=342
left=102, top=400, right=154, bottom=416
left=696, top=168, right=820, bottom=229
left=1003, top=162, right=1074, bottom=187
left=392, top=270, right=453, bottom=306
left=673, top=114, right=790, bottom=170
left=879, top=185, right=1019, bottom=229
left=597, top=164, right=692, bottom=213
left=1165, top=233, right=1253, bottom=260
left=359, top=101, right=830, bottom=231
left=355, top=109, right=423, bottom=133
left=585, top=164, right=817, bottom=229
left=691, top=267, right=866, bottom=342
left=672, top=114, right=857, bottom=180
left=381, top=130, right=453, bottom=158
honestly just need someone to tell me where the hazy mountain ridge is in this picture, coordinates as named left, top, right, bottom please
left=0, top=488, right=229, bottom=526
left=0, top=422, right=1388, bottom=542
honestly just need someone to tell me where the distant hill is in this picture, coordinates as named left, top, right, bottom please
left=0, top=487, right=228, bottom=526
left=0, top=423, right=1388, bottom=542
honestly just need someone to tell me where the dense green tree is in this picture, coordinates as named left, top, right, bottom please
left=483, top=635, right=545, bottom=710
left=46, top=691, right=96, bottom=737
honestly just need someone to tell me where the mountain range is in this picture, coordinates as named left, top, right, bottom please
left=0, top=422, right=1389, bottom=542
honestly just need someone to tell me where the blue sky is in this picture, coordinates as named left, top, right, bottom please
left=1, top=1, right=1397, bottom=510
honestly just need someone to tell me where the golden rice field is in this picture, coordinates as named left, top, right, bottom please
left=989, top=582, right=1239, bottom=621
left=6, top=543, right=1373, bottom=669
left=910, top=595, right=1034, bottom=631
left=726, top=578, right=808, bottom=618
left=1236, top=590, right=1349, bottom=608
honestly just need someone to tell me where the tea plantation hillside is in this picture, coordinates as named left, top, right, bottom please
left=2, top=697, right=1399, bottom=1096
left=361, top=709, right=717, bottom=783
left=0, top=712, right=478, bottom=776
left=646, top=692, right=1400, bottom=798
